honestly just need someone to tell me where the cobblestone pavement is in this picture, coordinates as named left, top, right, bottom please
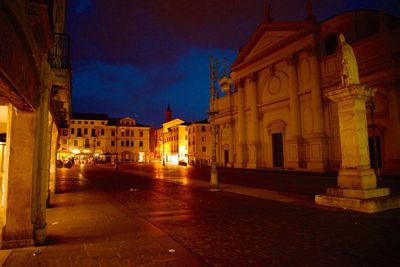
left=79, top=164, right=400, bottom=267
left=2, top=166, right=206, bottom=267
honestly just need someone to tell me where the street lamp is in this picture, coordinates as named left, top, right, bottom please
left=367, top=96, right=381, bottom=180
left=162, top=135, right=165, bottom=166
left=208, top=110, right=220, bottom=191
left=114, top=120, right=119, bottom=171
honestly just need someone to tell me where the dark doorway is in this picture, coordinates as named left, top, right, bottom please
left=224, top=149, right=229, bottom=167
left=368, top=136, right=382, bottom=168
left=272, top=133, right=284, bottom=167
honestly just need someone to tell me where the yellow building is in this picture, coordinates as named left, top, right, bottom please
left=161, top=118, right=188, bottom=164
left=59, top=113, right=151, bottom=163
left=0, top=0, right=71, bottom=248
left=211, top=9, right=400, bottom=175
left=187, top=120, right=212, bottom=166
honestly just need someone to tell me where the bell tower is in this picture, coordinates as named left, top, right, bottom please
left=165, top=104, right=172, bottom=122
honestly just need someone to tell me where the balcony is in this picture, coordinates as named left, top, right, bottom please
left=49, top=33, right=70, bottom=69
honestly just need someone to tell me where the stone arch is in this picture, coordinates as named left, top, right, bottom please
left=266, top=119, right=287, bottom=168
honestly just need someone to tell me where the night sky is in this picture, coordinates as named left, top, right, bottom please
left=66, top=0, right=400, bottom=127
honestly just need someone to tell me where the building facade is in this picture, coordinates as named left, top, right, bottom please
left=0, top=0, right=71, bottom=248
left=187, top=120, right=212, bottom=166
left=211, top=9, right=400, bottom=175
left=59, top=113, right=151, bottom=163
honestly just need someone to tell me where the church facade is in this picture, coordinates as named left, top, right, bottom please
left=211, top=9, right=400, bottom=175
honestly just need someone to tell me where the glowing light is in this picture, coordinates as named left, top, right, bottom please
left=72, top=149, right=80, bottom=154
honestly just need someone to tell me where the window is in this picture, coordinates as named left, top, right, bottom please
left=121, top=141, right=124, bottom=147
left=202, top=136, right=206, bottom=142
left=84, top=121, right=88, bottom=124
left=78, top=121, right=81, bottom=124
left=101, top=129, right=105, bottom=135
left=121, top=131, right=125, bottom=137
left=74, top=140, right=78, bottom=146
left=125, top=140, right=129, bottom=147
left=111, top=140, right=115, bottom=147
left=111, top=130, right=115, bottom=137
left=139, top=131, right=143, bottom=137
left=131, top=130, right=134, bottom=137
left=101, top=122, right=105, bottom=125
left=77, top=128, right=82, bottom=136
left=131, top=141, right=134, bottom=147
left=71, top=121, right=75, bottom=124
left=71, top=128, right=75, bottom=134
left=202, top=126, right=206, bottom=132
left=90, top=121, right=94, bottom=124
left=63, top=139, right=67, bottom=145
left=324, top=33, right=337, bottom=56
left=139, top=141, right=143, bottom=147
left=91, top=128, right=96, bottom=137
left=84, top=128, right=88, bottom=135
left=62, top=130, right=68, bottom=136
left=97, top=141, right=100, bottom=146
left=202, top=146, right=206, bottom=152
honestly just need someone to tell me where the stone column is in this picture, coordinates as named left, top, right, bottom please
left=307, top=47, right=328, bottom=170
left=235, top=80, right=246, bottom=168
left=1, top=105, right=35, bottom=249
left=32, top=65, right=52, bottom=245
left=286, top=55, right=303, bottom=169
left=309, top=48, right=324, bottom=135
left=316, top=85, right=400, bottom=213
left=48, top=120, right=58, bottom=205
left=247, top=73, right=261, bottom=168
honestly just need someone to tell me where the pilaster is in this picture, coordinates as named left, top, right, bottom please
left=286, top=55, right=303, bottom=169
left=247, top=73, right=262, bottom=168
left=235, top=80, right=246, bottom=168
left=307, top=47, right=328, bottom=170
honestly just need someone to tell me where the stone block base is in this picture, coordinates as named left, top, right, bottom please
left=338, top=168, right=377, bottom=190
left=0, top=238, right=34, bottom=249
left=316, top=187, right=400, bottom=213
left=326, top=187, right=390, bottom=199
left=246, top=162, right=263, bottom=169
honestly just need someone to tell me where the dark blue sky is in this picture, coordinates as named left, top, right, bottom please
left=67, top=0, right=400, bottom=127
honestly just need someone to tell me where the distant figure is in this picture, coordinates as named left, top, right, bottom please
left=338, top=33, right=360, bottom=87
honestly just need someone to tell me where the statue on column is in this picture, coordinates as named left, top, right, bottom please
left=338, top=33, right=360, bottom=87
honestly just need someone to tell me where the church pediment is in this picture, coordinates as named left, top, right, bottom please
left=245, top=30, right=297, bottom=61
left=232, top=21, right=314, bottom=71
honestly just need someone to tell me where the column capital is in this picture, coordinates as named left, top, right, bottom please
left=246, top=72, right=258, bottom=83
left=306, top=45, right=319, bottom=57
left=285, top=54, right=298, bottom=66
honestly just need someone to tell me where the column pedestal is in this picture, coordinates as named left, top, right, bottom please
left=315, top=85, right=400, bottom=213
left=247, top=142, right=262, bottom=169
left=286, top=138, right=305, bottom=169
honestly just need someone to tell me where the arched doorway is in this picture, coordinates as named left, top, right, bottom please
left=272, top=133, right=284, bottom=167
left=223, top=144, right=229, bottom=167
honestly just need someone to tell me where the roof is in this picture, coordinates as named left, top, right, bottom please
left=231, top=20, right=314, bottom=71
left=71, top=113, right=108, bottom=121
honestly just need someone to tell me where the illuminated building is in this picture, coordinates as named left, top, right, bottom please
left=210, top=7, right=400, bottom=175
left=187, top=120, right=212, bottom=166
left=59, top=113, right=151, bottom=163
left=0, top=0, right=71, bottom=248
left=162, top=118, right=187, bottom=165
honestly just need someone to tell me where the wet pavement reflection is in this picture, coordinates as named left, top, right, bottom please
left=69, top=163, right=400, bottom=267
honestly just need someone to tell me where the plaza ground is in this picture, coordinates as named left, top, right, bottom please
left=1, top=163, right=400, bottom=266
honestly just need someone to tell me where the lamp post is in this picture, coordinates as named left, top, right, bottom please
left=208, top=111, right=220, bottom=191
left=162, top=135, right=165, bottom=166
left=367, top=97, right=381, bottom=180
left=114, top=120, right=119, bottom=171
